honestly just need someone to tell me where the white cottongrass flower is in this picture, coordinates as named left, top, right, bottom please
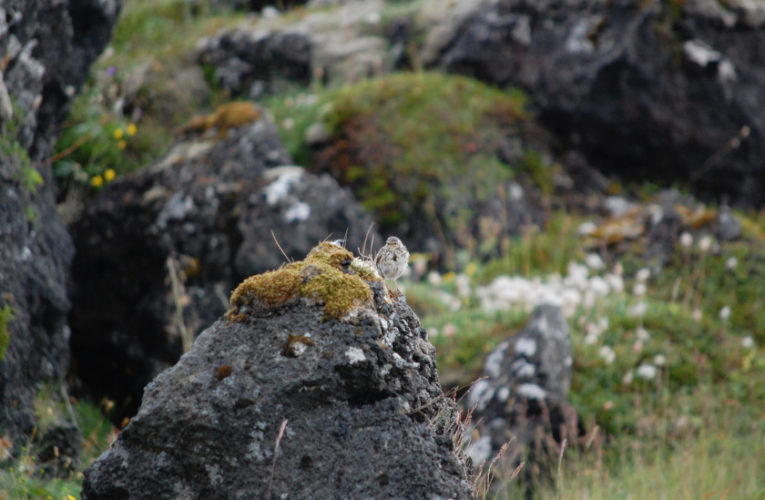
left=632, top=340, right=643, bottom=353
left=636, top=363, right=657, bottom=380
left=455, top=273, right=471, bottom=298
left=692, top=308, right=703, bottom=323
left=653, top=354, right=666, bottom=366
left=605, top=273, right=624, bottom=293
left=741, top=336, right=755, bottom=349
left=585, top=253, right=605, bottom=270
left=679, top=232, right=693, bottom=249
left=599, top=345, right=616, bottom=365
left=725, top=257, right=738, bottom=271
left=719, top=306, right=731, bottom=321
left=629, top=301, right=647, bottom=317
left=698, top=235, right=713, bottom=253
left=578, top=221, right=597, bottom=236
left=622, top=371, right=634, bottom=385
left=613, top=262, right=624, bottom=276
left=427, top=271, right=442, bottom=286
left=442, top=323, right=457, bottom=338
left=598, top=317, right=609, bottom=330
left=633, top=283, right=647, bottom=297
left=636, top=268, right=650, bottom=283
left=636, top=327, right=650, bottom=341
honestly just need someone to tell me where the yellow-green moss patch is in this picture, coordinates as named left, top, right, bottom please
left=227, top=242, right=380, bottom=322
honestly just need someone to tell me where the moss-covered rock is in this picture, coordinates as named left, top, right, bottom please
left=228, top=242, right=380, bottom=322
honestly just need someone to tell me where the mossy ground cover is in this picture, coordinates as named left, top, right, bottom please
left=266, top=72, right=542, bottom=245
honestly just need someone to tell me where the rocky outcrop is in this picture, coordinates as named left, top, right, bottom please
left=197, top=0, right=395, bottom=96
left=430, top=0, right=765, bottom=206
left=464, top=304, right=579, bottom=493
left=0, top=0, right=120, bottom=448
left=69, top=117, right=379, bottom=423
left=82, top=243, right=472, bottom=499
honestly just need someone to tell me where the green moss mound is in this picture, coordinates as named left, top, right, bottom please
left=227, top=242, right=379, bottom=322
left=269, top=72, right=544, bottom=240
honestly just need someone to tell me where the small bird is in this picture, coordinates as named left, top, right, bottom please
left=375, top=236, right=410, bottom=282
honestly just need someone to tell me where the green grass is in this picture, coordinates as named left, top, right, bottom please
left=52, top=0, right=247, bottom=194
left=267, top=72, right=549, bottom=263
left=0, top=389, right=116, bottom=499
left=404, top=206, right=764, bottom=499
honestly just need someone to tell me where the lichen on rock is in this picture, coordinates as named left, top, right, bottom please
left=228, top=241, right=381, bottom=322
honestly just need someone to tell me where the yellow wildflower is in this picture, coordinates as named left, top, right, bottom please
left=67, top=495, right=77, bottom=500
left=118, top=140, right=127, bottom=150
left=127, top=123, right=137, bottom=136
left=113, top=128, right=124, bottom=140
left=104, top=169, right=116, bottom=182
left=90, top=175, right=104, bottom=188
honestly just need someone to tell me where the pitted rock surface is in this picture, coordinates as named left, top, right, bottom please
left=0, top=0, right=119, bottom=446
left=70, top=120, right=379, bottom=423
left=432, top=0, right=765, bottom=206
left=464, top=304, right=578, bottom=491
left=82, top=246, right=472, bottom=499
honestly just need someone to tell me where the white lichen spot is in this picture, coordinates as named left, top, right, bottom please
left=392, top=352, right=419, bottom=370
left=467, top=380, right=496, bottom=411
left=284, top=201, right=311, bottom=223
left=345, top=346, right=366, bottom=365
left=515, top=337, right=537, bottom=357
left=484, top=340, right=510, bottom=378
left=683, top=40, right=721, bottom=67
left=741, top=336, right=755, bottom=349
left=465, top=435, right=492, bottom=465
left=205, top=464, right=223, bottom=486
left=510, top=359, right=536, bottom=378
left=380, top=326, right=398, bottom=347
left=263, top=166, right=304, bottom=205
left=516, top=383, right=546, bottom=400
left=496, top=386, right=511, bottom=402
left=245, top=430, right=270, bottom=461
left=380, top=364, right=392, bottom=377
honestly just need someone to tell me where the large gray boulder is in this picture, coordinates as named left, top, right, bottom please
left=430, top=0, right=765, bottom=206
left=0, top=0, right=120, bottom=450
left=196, top=0, right=394, bottom=96
left=464, top=304, right=578, bottom=493
left=69, top=117, right=379, bottom=423
left=82, top=243, right=472, bottom=499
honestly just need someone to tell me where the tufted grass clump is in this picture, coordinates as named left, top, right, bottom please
left=228, top=242, right=380, bottom=322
